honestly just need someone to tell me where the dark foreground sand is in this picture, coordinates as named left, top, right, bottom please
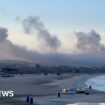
left=0, top=74, right=105, bottom=105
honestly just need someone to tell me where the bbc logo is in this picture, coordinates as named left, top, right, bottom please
left=0, top=91, right=14, bottom=97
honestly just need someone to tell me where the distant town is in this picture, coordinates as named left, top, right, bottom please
left=0, top=61, right=105, bottom=76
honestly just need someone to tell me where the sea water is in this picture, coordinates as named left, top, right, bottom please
left=67, top=75, right=105, bottom=105
left=85, top=75, right=105, bottom=92
left=67, top=103, right=105, bottom=105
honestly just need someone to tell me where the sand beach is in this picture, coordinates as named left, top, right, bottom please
left=0, top=74, right=105, bottom=105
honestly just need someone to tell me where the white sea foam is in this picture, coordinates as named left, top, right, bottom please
left=67, top=103, right=105, bottom=105
left=86, top=75, right=105, bottom=92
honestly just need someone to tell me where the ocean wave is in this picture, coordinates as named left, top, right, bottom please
left=67, top=103, right=105, bottom=105
left=85, top=75, right=105, bottom=92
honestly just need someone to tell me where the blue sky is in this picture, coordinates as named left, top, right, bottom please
left=0, top=0, right=105, bottom=34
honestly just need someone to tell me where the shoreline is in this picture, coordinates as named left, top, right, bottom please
left=0, top=74, right=105, bottom=105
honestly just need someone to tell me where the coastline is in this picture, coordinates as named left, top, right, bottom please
left=0, top=74, right=105, bottom=105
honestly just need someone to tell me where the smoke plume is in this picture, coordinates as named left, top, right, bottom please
left=75, top=30, right=105, bottom=54
left=1, top=26, right=105, bottom=66
left=0, top=27, right=43, bottom=63
left=0, top=28, right=8, bottom=41
left=22, top=16, right=60, bottom=49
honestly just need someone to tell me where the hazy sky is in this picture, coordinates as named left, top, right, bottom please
left=0, top=0, right=105, bottom=66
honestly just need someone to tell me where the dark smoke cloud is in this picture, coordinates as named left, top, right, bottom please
left=0, top=27, right=63, bottom=65
left=22, top=16, right=60, bottom=49
left=1, top=26, right=105, bottom=66
left=75, top=30, right=105, bottom=54
left=0, top=28, right=8, bottom=41
left=0, top=27, right=43, bottom=63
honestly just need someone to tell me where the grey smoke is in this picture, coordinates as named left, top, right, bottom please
left=1, top=26, right=105, bottom=66
left=22, top=16, right=60, bottom=49
left=0, top=28, right=8, bottom=41
left=75, top=30, right=105, bottom=54
left=0, top=27, right=43, bottom=63
left=0, top=27, right=62, bottom=65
